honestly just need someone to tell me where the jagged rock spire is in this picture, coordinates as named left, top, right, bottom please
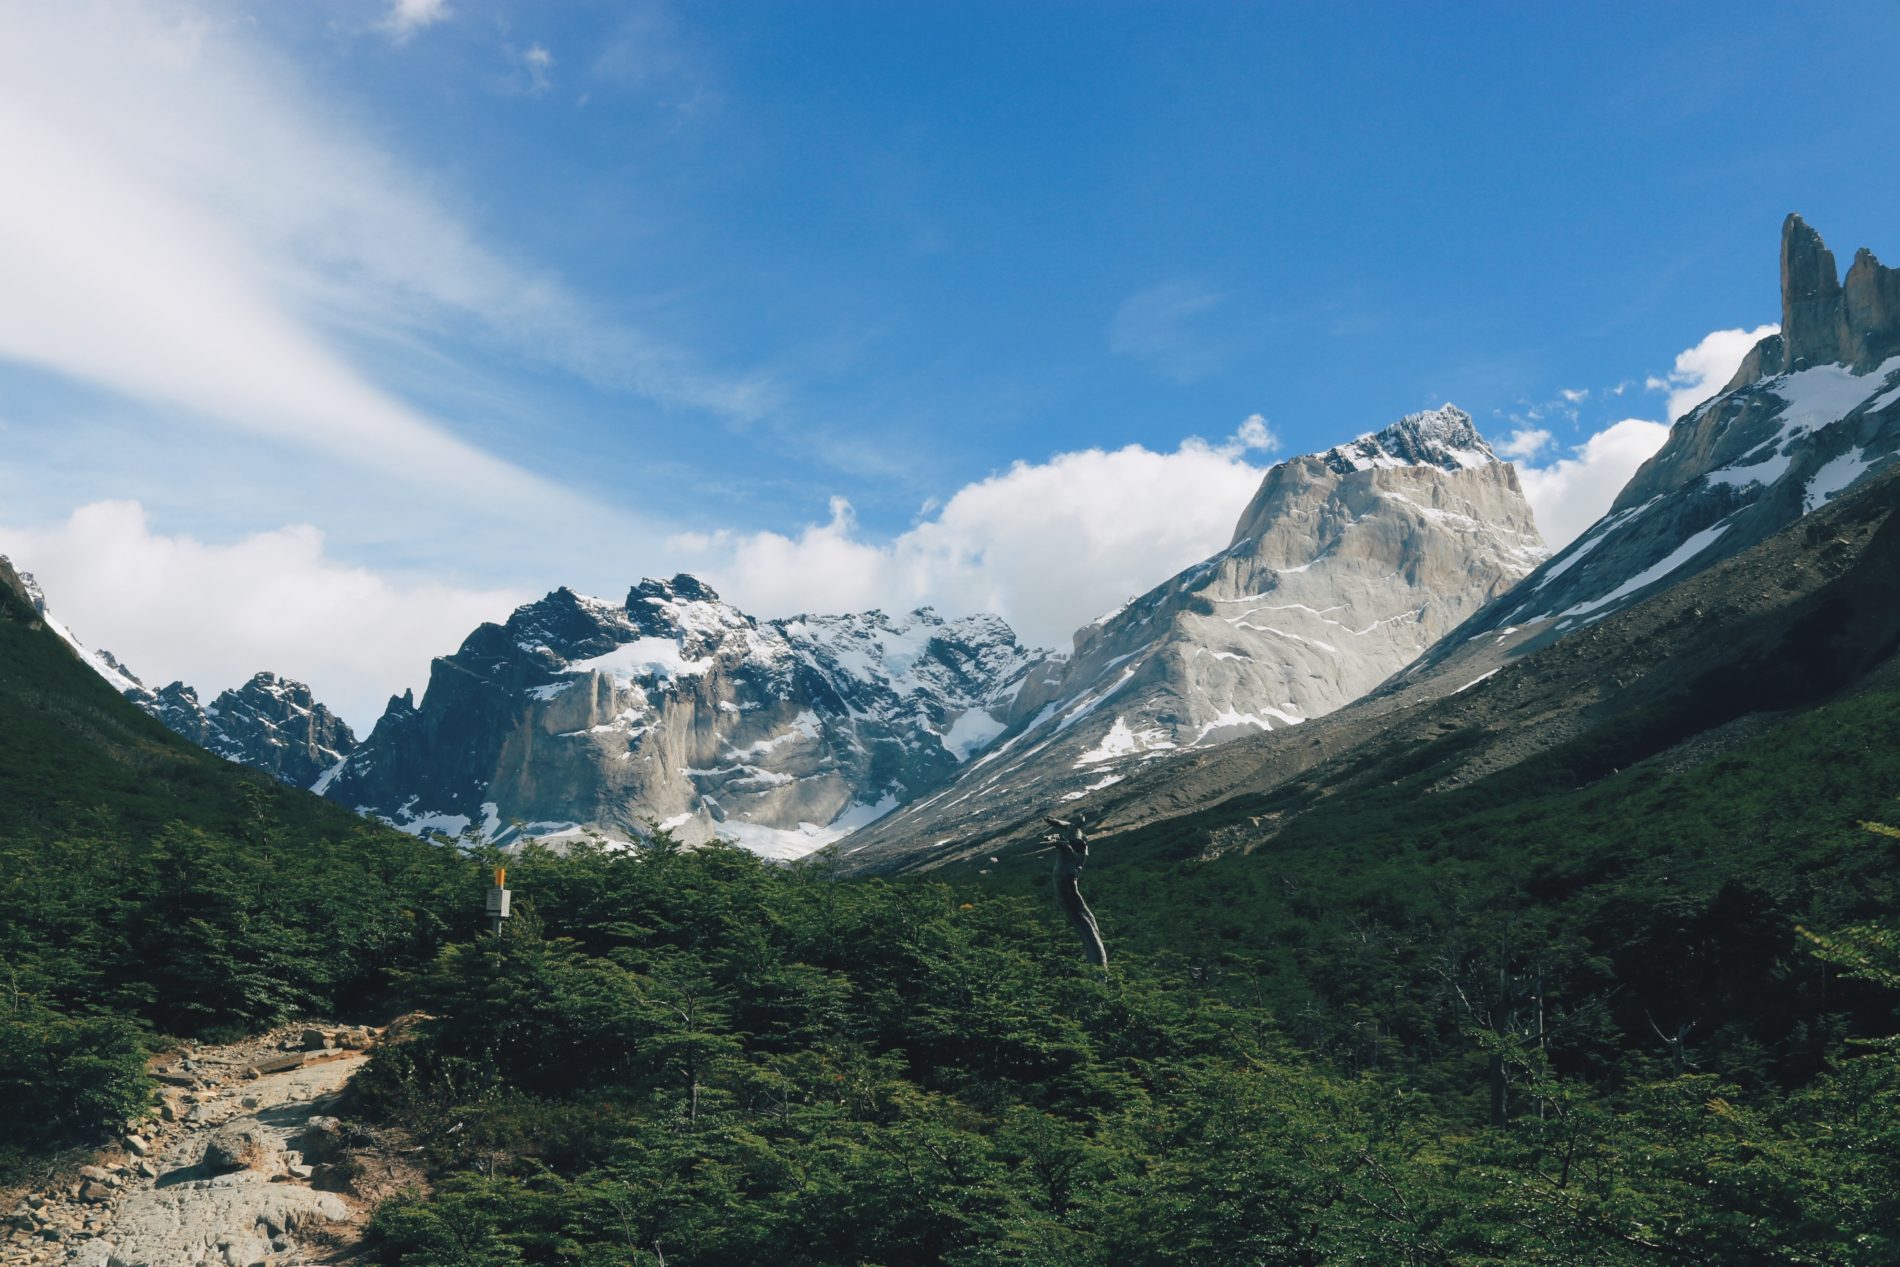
left=1726, top=215, right=1900, bottom=391
left=1780, top=213, right=1845, bottom=370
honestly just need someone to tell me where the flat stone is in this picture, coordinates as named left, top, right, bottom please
left=245, top=1052, right=307, bottom=1077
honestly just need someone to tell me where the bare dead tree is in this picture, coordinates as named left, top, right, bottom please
left=1043, top=815, right=1107, bottom=968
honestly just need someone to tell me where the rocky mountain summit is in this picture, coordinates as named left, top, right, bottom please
left=141, top=673, right=357, bottom=789
left=318, top=576, right=1034, bottom=857
left=1418, top=214, right=1900, bottom=669
left=0, top=555, right=356, bottom=787
left=844, top=453, right=1900, bottom=877
left=836, top=406, right=1547, bottom=865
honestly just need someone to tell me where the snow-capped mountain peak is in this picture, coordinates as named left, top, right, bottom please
left=837, top=406, right=1547, bottom=867
left=319, top=577, right=1037, bottom=858
left=1320, top=404, right=1498, bottom=475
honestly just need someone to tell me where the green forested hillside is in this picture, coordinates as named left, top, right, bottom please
left=361, top=688, right=1900, bottom=1266
left=0, top=568, right=470, bottom=1173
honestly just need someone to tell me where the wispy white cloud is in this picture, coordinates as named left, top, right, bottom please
left=673, top=418, right=1280, bottom=649
left=0, top=0, right=769, bottom=490
left=1647, top=323, right=1778, bottom=421
left=1517, top=418, right=1671, bottom=549
left=1109, top=281, right=1230, bottom=383
left=2, top=502, right=525, bottom=730
left=504, top=42, right=555, bottom=96
left=0, top=83, right=554, bottom=507
left=379, top=0, right=450, bottom=42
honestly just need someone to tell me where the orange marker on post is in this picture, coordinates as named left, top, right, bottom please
left=485, top=865, right=512, bottom=936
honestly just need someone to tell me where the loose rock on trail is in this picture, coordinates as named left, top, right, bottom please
left=3, top=1023, right=396, bottom=1267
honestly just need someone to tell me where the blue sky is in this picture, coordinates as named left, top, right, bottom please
left=2, top=0, right=1897, bottom=725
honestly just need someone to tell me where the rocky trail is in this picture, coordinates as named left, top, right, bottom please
left=4, top=1023, right=411, bottom=1267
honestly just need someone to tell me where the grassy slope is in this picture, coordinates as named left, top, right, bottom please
left=0, top=566, right=375, bottom=844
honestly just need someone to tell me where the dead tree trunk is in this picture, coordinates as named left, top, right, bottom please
left=1044, top=816, right=1107, bottom=968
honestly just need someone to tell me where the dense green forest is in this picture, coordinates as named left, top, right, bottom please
left=353, top=687, right=1900, bottom=1266
left=6, top=558, right=1900, bottom=1262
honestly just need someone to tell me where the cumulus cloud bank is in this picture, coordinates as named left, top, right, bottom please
left=1647, top=324, right=1779, bottom=421
left=3, top=503, right=525, bottom=731
left=676, top=420, right=1283, bottom=650
left=1516, top=419, right=1672, bottom=549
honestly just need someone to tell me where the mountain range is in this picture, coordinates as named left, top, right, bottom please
left=315, top=576, right=1034, bottom=857
left=838, top=213, right=1900, bottom=871
left=13, top=213, right=1896, bottom=871
left=3, top=561, right=357, bottom=788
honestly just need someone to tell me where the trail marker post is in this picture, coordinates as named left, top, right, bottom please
left=485, top=865, right=512, bottom=937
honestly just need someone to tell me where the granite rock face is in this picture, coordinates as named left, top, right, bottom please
left=1424, top=216, right=1900, bottom=671
left=147, top=674, right=357, bottom=789
left=319, top=576, right=1035, bottom=858
left=836, top=407, right=1546, bottom=866
left=860, top=460, right=1900, bottom=878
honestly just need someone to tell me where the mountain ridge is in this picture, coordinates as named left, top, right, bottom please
left=1411, top=215, right=1900, bottom=678
left=836, top=404, right=1546, bottom=863
left=0, top=555, right=358, bottom=787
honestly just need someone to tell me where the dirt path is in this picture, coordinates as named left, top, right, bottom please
left=4, top=1024, right=386, bottom=1267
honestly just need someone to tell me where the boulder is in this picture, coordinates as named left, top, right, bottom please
left=297, top=1117, right=347, bottom=1165
left=309, top=1160, right=360, bottom=1194
left=203, top=1123, right=278, bottom=1174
